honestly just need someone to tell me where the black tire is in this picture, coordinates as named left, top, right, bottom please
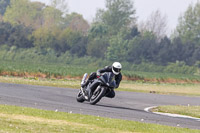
left=76, top=90, right=85, bottom=103
left=90, top=87, right=106, bottom=105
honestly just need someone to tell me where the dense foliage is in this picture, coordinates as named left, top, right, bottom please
left=0, top=0, right=200, bottom=73
left=0, top=0, right=10, bottom=15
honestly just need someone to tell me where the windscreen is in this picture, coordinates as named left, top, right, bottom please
left=100, top=72, right=116, bottom=88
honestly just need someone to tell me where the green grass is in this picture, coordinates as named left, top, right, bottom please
left=0, top=76, right=81, bottom=89
left=0, top=60, right=97, bottom=77
left=0, top=104, right=199, bottom=133
left=123, top=70, right=200, bottom=81
left=1, top=76, right=200, bottom=96
left=119, top=80, right=200, bottom=96
left=1, top=60, right=200, bottom=82
left=153, top=105, right=200, bottom=118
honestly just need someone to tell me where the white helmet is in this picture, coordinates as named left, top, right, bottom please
left=112, top=62, right=122, bottom=75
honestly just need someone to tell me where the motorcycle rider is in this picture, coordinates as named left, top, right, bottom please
left=81, top=62, right=122, bottom=98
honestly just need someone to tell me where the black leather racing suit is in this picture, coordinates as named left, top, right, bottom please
left=86, top=66, right=122, bottom=98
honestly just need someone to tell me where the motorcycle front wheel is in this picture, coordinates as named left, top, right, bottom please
left=90, top=86, right=106, bottom=105
left=76, top=90, right=85, bottom=103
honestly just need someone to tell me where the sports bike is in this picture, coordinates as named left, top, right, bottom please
left=76, top=72, right=116, bottom=105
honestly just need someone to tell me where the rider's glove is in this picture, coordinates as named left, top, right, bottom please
left=96, top=72, right=100, bottom=78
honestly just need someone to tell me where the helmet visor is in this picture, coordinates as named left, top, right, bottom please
left=113, top=67, right=121, bottom=73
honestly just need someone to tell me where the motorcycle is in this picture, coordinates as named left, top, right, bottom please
left=76, top=72, right=116, bottom=105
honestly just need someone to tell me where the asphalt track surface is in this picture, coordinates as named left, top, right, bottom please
left=0, top=82, right=200, bottom=130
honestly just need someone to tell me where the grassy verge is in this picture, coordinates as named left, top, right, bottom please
left=1, top=76, right=200, bottom=96
left=0, top=76, right=80, bottom=89
left=152, top=105, right=200, bottom=118
left=0, top=104, right=199, bottom=133
left=119, top=80, right=200, bottom=96
left=1, top=60, right=200, bottom=83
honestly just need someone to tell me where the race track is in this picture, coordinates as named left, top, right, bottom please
left=0, top=82, right=199, bottom=129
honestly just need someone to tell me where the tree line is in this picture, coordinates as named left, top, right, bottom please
left=0, top=0, right=200, bottom=67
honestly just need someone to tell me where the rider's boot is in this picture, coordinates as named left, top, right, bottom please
left=81, top=80, right=90, bottom=99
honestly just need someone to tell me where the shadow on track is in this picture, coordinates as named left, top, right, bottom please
left=95, top=103, right=146, bottom=113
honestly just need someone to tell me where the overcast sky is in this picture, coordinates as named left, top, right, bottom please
left=32, top=0, right=199, bottom=33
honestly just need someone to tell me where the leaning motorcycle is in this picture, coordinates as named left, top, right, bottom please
left=76, top=72, right=116, bottom=105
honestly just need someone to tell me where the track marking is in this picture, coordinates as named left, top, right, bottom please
left=144, top=106, right=200, bottom=122
left=144, top=106, right=157, bottom=112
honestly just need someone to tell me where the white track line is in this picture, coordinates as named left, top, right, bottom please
left=144, top=106, right=200, bottom=122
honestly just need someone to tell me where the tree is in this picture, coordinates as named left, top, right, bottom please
left=170, top=38, right=184, bottom=62
left=192, top=46, right=200, bottom=64
left=90, top=0, right=137, bottom=59
left=70, top=37, right=87, bottom=57
left=0, top=14, right=3, bottom=21
left=127, top=31, right=157, bottom=63
left=139, top=10, right=168, bottom=41
left=174, top=1, right=200, bottom=45
left=0, top=22, right=33, bottom=48
left=106, top=32, right=129, bottom=61
left=50, top=0, right=68, bottom=17
left=0, top=22, right=12, bottom=45
left=87, top=37, right=108, bottom=58
left=56, top=27, right=86, bottom=54
left=7, top=24, right=33, bottom=48
left=88, top=23, right=108, bottom=39
left=181, top=41, right=195, bottom=65
left=30, top=1, right=46, bottom=28
left=32, top=27, right=56, bottom=50
left=0, top=0, right=10, bottom=15
left=155, top=36, right=172, bottom=65
left=42, top=6, right=63, bottom=28
left=56, top=28, right=71, bottom=53
left=3, top=0, right=45, bottom=29
left=64, top=13, right=89, bottom=34
left=86, top=23, right=109, bottom=58
left=94, top=0, right=137, bottom=35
